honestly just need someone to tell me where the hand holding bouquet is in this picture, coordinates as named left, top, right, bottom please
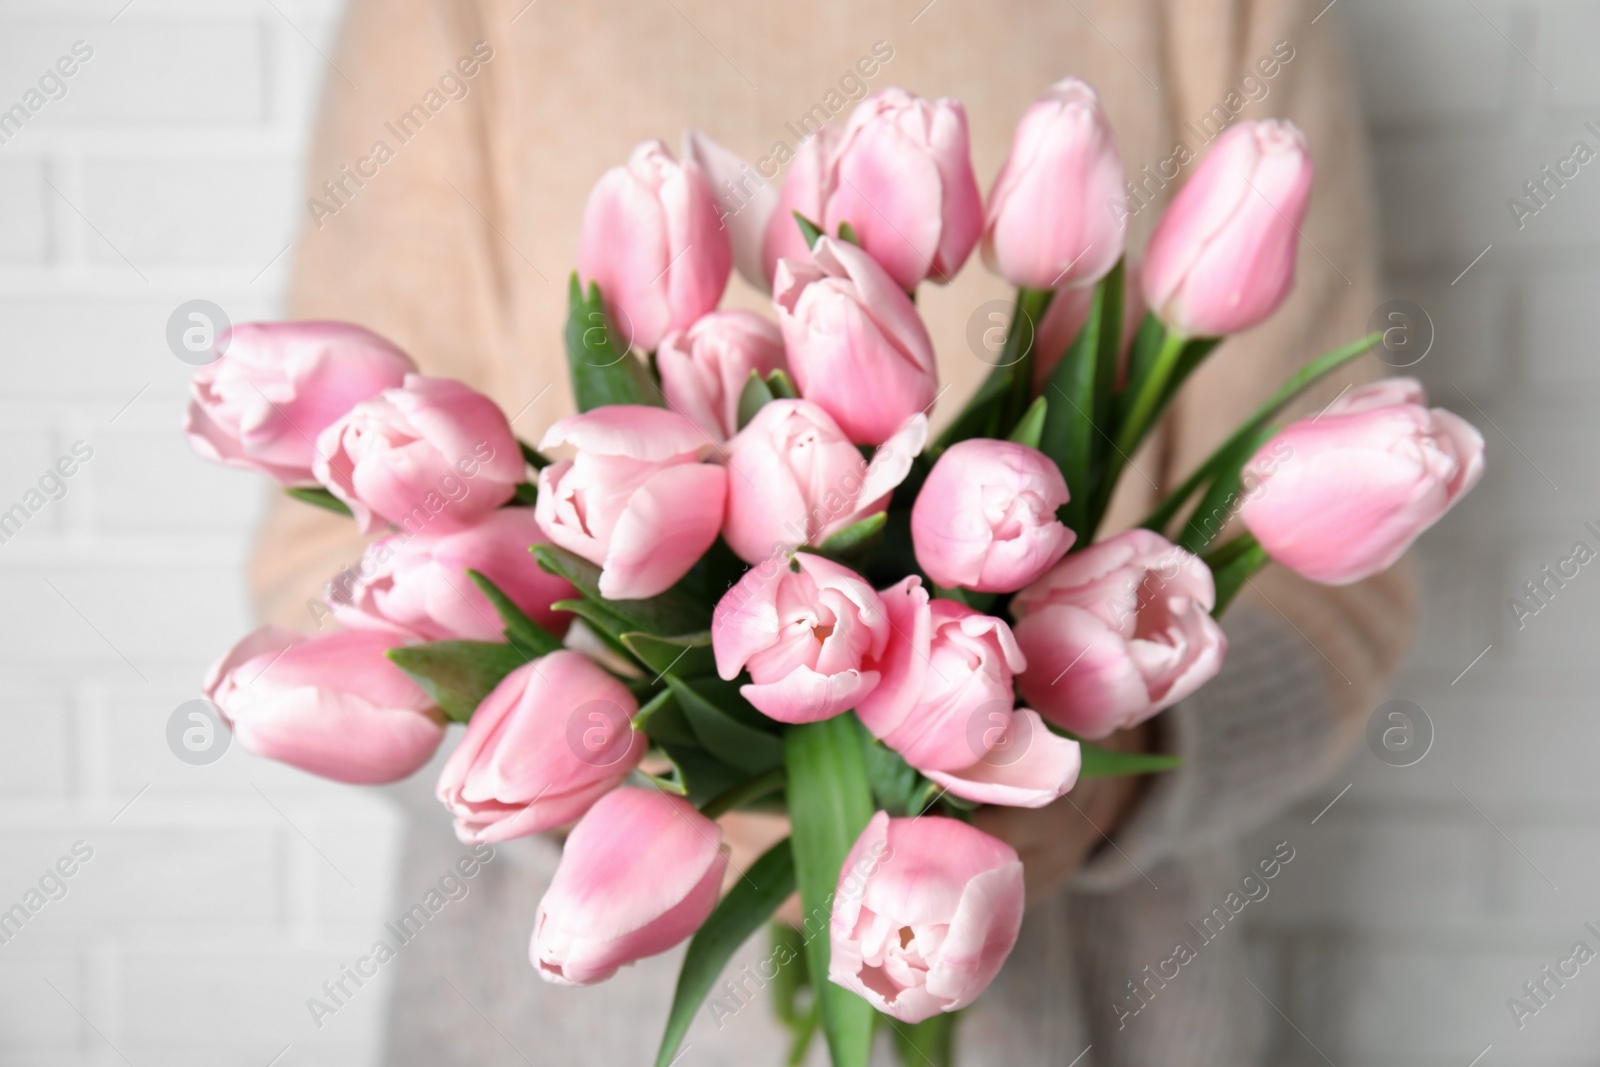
left=186, top=78, right=1483, bottom=1066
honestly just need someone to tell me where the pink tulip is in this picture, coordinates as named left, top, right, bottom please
left=912, top=439, right=1075, bottom=593
left=331, top=510, right=574, bottom=642
left=723, top=399, right=926, bottom=565
left=712, top=552, right=889, bottom=723
left=773, top=236, right=939, bottom=445
left=1141, top=120, right=1313, bottom=338
left=682, top=129, right=777, bottom=291
left=982, top=78, right=1127, bottom=291
left=314, top=374, right=522, bottom=535
left=1011, top=529, right=1227, bottom=738
left=830, top=812, right=1024, bottom=1023
left=657, top=310, right=788, bottom=441
left=533, top=787, right=728, bottom=986
left=183, top=322, right=415, bottom=485
left=1239, top=378, right=1485, bottom=585
left=578, top=140, right=732, bottom=351
left=822, top=88, right=983, bottom=290
left=1031, top=262, right=1146, bottom=391
left=203, top=626, right=444, bottom=784
left=762, top=126, right=841, bottom=287
left=535, top=406, right=727, bottom=599
left=436, top=652, right=646, bottom=843
left=855, top=580, right=1081, bottom=807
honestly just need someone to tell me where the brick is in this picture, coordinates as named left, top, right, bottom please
left=1536, top=1, right=1600, bottom=110
left=0, top=161, right=47, bottom=262
left=0, top=680, right=72, bottom=797
left=86, top=423, right=267, bottom=536
left=0, top=426, right=64, bottom=545
left=1345, top=0, right=1512, bottom=127
left=1522, top=268, right=1600, bottom=385
left=81, top=157, right=299, bottom=267
left=0, top=22, right=265, bottom=127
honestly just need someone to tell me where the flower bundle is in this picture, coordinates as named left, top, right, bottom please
left=185, top=79, right=1484, bottom=1066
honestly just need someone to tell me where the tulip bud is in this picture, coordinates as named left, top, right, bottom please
left=712, top=552, right=889, bottom=724
left=533, top=787, right=728, bottom=986
left=723, top=399, right=926, bottom=565
left=184, top=322, right=415, bottom=485
left=762, top=125, right=841, bottom=286
left=1011, top=529, right=1227, bottom=738
left=823, top=88, right=983, bottom=290
left=436, top=652, right=646, bottom=843
left=982, top=78, right=1127, bottom=290
left=682, top=129, right=777, bottom=291
left=911, top=439, right=1075, bottom=593
left=1141, top=120, right=1313, bottom=338
left=830, top=812, right=1024, bottom=1023
left=331, top=509, right=574, bottom=642
left=657, top=310, right=788, bottom=441
left=314, top=374, right=522, bottom=534
left=203, top=627, right=444, bottom=784
left=578, top=140, right=732, bottom=351
left=1239, top=378, right=1485, bottom=584
left=773, top=236, right=938, bottom=445
left=855, top=580, right=1081, bottom=808
left=535, top=406, right=727, bottom=599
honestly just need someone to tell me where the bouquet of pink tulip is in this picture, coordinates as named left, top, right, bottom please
left=185, top=80, right=1484, bottom=1066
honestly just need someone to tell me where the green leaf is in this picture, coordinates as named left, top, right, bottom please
left=1006, top=395, right=1048, bottom=450
left=533, top=544, right=710, bottom=637
left=518, top=439, right=550, bottom=470
left=1039, top=270, right=1111, bottom=540
left=564, top=272, right=665, bottom=410
left=837, top=220, right=861, bottom=246
left=812, top=512, right=887, bottom=563
left=698, top=766, right=787, bottom=820
left=784, top=715, right=877, bottom=1067
left=933, top=360, right=1015, bottom=452
left=766, top=368, right=799, bottom=400
left=1141, top=330, right=1384, bottom=536
left=508, top=482, right=538, bottom=507
left=386, top=640, right=528, bottom=723
left=632, top=688, right=681, bottom=737
left=860, top=736, right=929, bottom=817
left=793, top=211, right=825, bottom=250
left=1000, top=287, right=1054, bottom=431
left=655, top=840, right=798, bottom=1067
left=284, top=486, right=352, bottom=517
left=1116, top=312, right=1168, bottom=424
left=1207, top=533, right=1269, bottom=616
left=665, top=676, right=784, bottom=774
left=737, top=369, right=776, bottom=431
left=620, top=631, right=715, bottom=679
left=1078, top=741, right=1183, bottom=778
left=550, top=598, right=638, bottom=663
left=659, top=742, right=748, bottom=806
left=769, top=922, right=812, bottom=1026
left=1175, top=423, right=1276, bottom=556
left=466, top=570, right=564, bottom=658
left=888, top=1010, right=958, bottom=1067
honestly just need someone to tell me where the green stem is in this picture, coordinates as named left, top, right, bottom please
left=1002, top=287, right=1054, bottom=428
left=1113, top=329, right=1187, bottom=459
left=1206, top=532, right=1269, bottom=616
left=1141, top=330, right=1385, bottom=535
left=698, top=767, right=787, bottom=821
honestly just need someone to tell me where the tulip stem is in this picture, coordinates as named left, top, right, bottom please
left=1113, top=329, right=1188, bottom=461
left=699, top=767, right=788, bottom=821
left=1205, top=533, right=1268, bottom=616
left=1002, top=287, right=1054, bottom=429
left=1140, top=330, right=1385, bottom=535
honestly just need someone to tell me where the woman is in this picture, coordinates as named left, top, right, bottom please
left=252, top=0, right=1412, bottom=1061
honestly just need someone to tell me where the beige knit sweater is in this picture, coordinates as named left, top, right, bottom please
left=250, top=1, right=1415, bottom=1062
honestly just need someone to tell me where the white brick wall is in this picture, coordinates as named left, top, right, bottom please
left=3, top=0, right=1597, bottom=1063
left=1245, top=2, right=1600, bottom=1062
left=0, top=2, right=402, bottom=1064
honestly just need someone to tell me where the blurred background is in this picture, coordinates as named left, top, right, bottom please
left=0, top=0, right=1597, bottom=1064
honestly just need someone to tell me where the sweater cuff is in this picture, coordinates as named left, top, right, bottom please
left=1072, top=603, right=1334, bottom=893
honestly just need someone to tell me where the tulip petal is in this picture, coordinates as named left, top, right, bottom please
left=600, top=461, right=727, bottom=599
